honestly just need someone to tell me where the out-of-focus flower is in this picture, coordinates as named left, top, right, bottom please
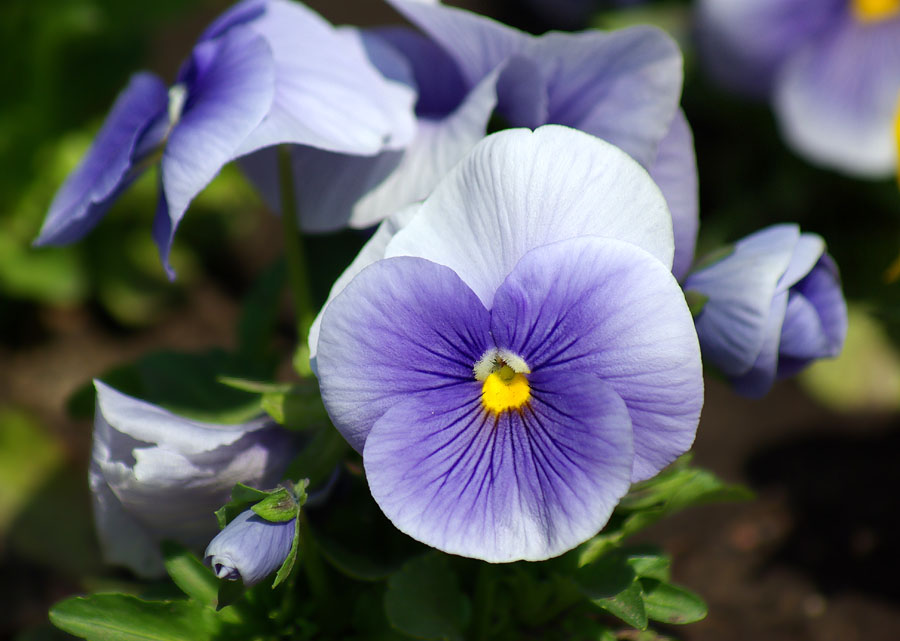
left=245, top=0, right=698, bottom=278
left=34, top=0, right=415, bottom=278
left=314, top=126, right=703, bottom=562
left=697, top=0, right=900, bottom=177
left=204, top=509, right=295, bottom=586
left=684, top=224, right=848, bottom=398
left=90, top=381, right=296, bottom=577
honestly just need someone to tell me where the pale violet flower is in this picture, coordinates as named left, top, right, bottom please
left=314, top=126, right=703, bottom=561
left=684, top=224, right=848, bottom=397
left=90, top=380, right=296, bottom=577
left=697, top=0, right=900, bottom=177
left=244, top=0, right=698, bottom=279
left=34, top=0, right=415, bottom=278
left=204, top=510, right=295, bottom=586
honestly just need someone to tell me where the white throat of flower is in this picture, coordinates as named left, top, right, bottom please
left=167, top=83, right=188, bottom=132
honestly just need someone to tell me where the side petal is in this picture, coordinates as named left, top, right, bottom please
left=650, top=109, right=699, bottom=281
left=774, top=15, right=900, bottom=177
left=730, top=291, right=789, bottom=397
left=491, top=237, right=702, bottom=482
left=684, top=224, right=799, bottom=377
left=534, top=26, right=683, bottom=169
left=158, top=28, right=275, bottom=277
left=363, top=375, right=633, bottom=561
left=234, top=2, right=416, bottom=156
left=34, top=73, right=168, bottom=246
left=316, top=257, right=492, bottom=452
left=385, top=125, right=674, bottom=306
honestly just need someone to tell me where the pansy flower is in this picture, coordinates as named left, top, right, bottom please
left=34, top=0, right=415, bottom=277
left=245, top=0, right=698, bottom=279
left=314, top=126, right=703, bottom=561
left=684, top=224, right=847, bottom=397
left=697, top=0, right=900, bottom=177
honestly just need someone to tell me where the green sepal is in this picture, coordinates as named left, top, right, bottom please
left=683, top=289, right=709, bottom=317
left=271, top=514, right=302, bottom=589
left=214, top=483, right=271, bottom=529
left=251, top=488, right=299, bottom=523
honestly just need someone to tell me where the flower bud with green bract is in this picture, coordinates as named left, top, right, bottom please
left=204, top=509, right=296, bottom=586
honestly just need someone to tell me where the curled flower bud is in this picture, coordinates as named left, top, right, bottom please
left=204, top=509, right=296, bottom=586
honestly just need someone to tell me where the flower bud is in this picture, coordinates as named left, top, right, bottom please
left=204, top=509, right=296, bottom=586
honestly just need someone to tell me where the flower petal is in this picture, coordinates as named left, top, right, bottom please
left=34, top=73, right=168, bottom=246
left=316, top=257, right=492, bottom=452
left=774, top=15, right=900, bottom=176
left=385, top=126, right=674, bottom=306
left=490, top=237, right=702, bottom=482
left=204, top=510, right=295, bottom=586
left=651, top=109, right=699, bottom=281
left=731, top=290, right=789, bottom=397
left=685, top=224, right=800, bottom=377
left=363, top=374, right=633, bottom=561
left=157, top=28, right=275, bottom=278
left=532, top=26, right=683, bottom=168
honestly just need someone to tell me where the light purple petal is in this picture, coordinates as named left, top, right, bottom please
left=157, top=28, right=275, bottom=278
left=774, top=14, right=900, bottom=177
left=696, top=0, right=844, bottom=96
left=778, top=290, right=829, bottom=358
left=316, top=257, right=492, bottom=452
left=685, top=224, right=800, bottom=377
left=34, top=73, right=168, bottom=246
left=386, top=126, right=674, bottom=307
left=495, top=56, right=548, bottom=128
left=233, top=1, right=416, bottom=156
left=363, top=374, right=633, bottom=561
left=387, top=0, right=528, bottom=88
left=651, top=109, right=699, bottom=281
left=776, top=232, right=825, bottom=291
left=532, top=26, right=682, bottom=168
left=730, top=291, right=789, bottom=397
left=490, top=237, right=702, bottom=482
left=204, top=510, right=295, bottom=586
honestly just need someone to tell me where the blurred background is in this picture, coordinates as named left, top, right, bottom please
left=1, top=1, right=899, bottom=639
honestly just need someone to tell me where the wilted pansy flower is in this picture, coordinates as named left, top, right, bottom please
left=204, top=509, right=295, bottom=586
left=248, top=0, right=698, bottom=278
left=90, top=381, right=296, bottom=577
left=684, top=224, right=848, bottom=398
left=314, top=126, right=703, bottom=561
left=697, top=0, right=900, bottom=177
left=34, top=0, right=415, bottom=278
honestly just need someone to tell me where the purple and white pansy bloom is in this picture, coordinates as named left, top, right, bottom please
left=314, top=126, right=704, bottom=562
left=246, top=0, right=698, bottom=278
left=204, top=509, right=295, bottom=586
left=697, top=0, right=900, bottom=177
left=684, top=224, right=848, bottom=398
left=34, top=0, right=415, bottom=278
left=90, top=380, right=296, bottom=577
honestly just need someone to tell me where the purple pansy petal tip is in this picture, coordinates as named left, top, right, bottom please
left=315, top=126, right=703, bottom=562
left=35, top=0, right=416, bottom=278
left=204, top=510, right=295, bottom=586
left=89, top=380, right=296, bottom=578
left=684, top=224, right=848, bottom=398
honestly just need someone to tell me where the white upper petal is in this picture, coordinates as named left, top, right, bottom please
left=384, top=125, right=674, bottom=306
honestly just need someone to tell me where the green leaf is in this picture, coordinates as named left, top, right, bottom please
left=251, top=487, right=299, bottom=522
left=217, top=377, right=294, bottom=394
left=161, top=542, right=218, bottom=608
left=640, top=579, right=707, bottom=625
left=261, top=386, right=329, bottom=429
left=627, top=553, right=671, bottom=582
left=236, top=259, right=285, bottom=363
left=286, top=425, right=348, bottom=487
left=271, top=515, right=301, bottom=588
left=384, top=553, right=470, bottom=641
left=575, top=553, right=636, bottom=599
left=49, top=594, right=217, bottom=641
left=215, top=580, right=245, bottom=611
left=591, top=579, right=647, bottom=630
left=315, top=531, right=405, bottom=582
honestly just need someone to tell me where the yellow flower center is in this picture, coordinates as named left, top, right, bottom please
left=481, top=365, right=531, bottom=413
left=852, top=0, right=900, bottom=22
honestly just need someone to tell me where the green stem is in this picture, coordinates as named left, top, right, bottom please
left=298, top=511, right=331, bottom=608
left=277, top=145, right=315, bottom=346
left=473, top=562, right=497, bottom=641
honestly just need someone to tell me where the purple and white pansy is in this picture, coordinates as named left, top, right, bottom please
left=246, top=0, right=698, bottom=278
left=314, top=126, right=704, bottom=561
left=684, top=224, right=847, bottom=398
left=697, top=0, right=900, bottom=177
left=34, top=0, right=415, bottom=278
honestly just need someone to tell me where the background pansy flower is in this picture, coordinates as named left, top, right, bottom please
left=244, top=0, right=698, bottom=277
left=34, top=0, right=415, bottom=278
left=684, top=224, right=848, bottom=398
left=697, top=0, right=900, bottom=177
left=90, top=380, right=296, bottom=577
left=204, top=509, right=296, bottom=586
left=314, top=126, right=703, bottom=561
